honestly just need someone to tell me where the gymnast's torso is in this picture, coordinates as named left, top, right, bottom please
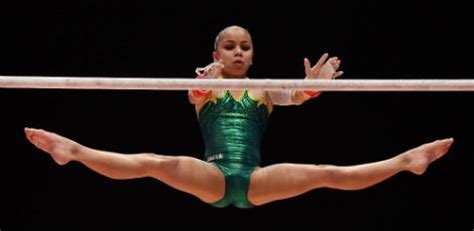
left=197, top=89, right=272, bottom=167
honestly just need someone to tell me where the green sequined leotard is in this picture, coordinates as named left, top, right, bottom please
left=197, top=90, right=271, bottom=208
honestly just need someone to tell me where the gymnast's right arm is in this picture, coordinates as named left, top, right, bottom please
left=188, top=62, right=224, bottom=105
left=189, top=85, right=210, bottom=105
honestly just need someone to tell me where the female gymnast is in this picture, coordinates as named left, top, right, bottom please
left=25, top=25, right=453, bottom=208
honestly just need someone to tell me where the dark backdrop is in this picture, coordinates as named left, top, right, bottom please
left=1, top=1, right=472, bottom=230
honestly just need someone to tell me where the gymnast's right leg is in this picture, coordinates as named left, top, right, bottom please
left=24, top=128, right=224, bottom=203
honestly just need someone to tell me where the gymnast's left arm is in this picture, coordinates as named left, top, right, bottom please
left=267, top=53, right=343, bottom=106
left=267, top=53, right=344, bottom=106
left=292, top=53, right=344, bottom=104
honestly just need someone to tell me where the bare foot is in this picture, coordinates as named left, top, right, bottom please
left=402, top=138, right=454, bottom=175
left=24, top=128, right=79, bottom=165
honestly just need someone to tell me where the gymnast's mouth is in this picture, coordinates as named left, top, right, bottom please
left=233, top=60, right=244, bottom=65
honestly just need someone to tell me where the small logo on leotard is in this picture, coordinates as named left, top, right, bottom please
left=206, top=153, right=223, bottom=161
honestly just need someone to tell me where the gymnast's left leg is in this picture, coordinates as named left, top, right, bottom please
left=24, top=128, right=225, bottom=203
left=247, top=138, right=453, bottom=206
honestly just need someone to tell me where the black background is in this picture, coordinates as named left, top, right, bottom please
left=1, top=1, right=473, bottom=230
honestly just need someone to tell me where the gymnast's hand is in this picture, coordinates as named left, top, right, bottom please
left=195, top=61, right=224, bottom=78
left=304, top=53, right=343, bottom=80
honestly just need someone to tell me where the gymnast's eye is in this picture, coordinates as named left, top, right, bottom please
left=241, top=44, right=251, bottom=51
left=224, top=44, right=236, bottom=50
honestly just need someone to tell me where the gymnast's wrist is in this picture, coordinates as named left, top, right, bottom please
left=192, top=75, right=212, bottom=96
left=303, top=76, right=321, bottom=98
left=191, top=89, right=211, bottom=97
left=303, top=90, right=320, bottom=98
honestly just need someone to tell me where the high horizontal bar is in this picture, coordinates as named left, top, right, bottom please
left=1, top=76, right=474, bottom=91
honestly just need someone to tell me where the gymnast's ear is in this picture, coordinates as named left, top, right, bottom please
left=213, top=51, right=220, bottom=62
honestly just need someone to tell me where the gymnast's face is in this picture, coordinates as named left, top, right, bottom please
left=213, top=28, right=253, bottom=78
